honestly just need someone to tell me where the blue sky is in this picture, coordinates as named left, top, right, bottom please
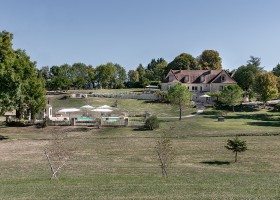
left=1, top=0, right=280, bottom=71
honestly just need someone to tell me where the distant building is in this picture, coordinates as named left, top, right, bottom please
left=161, top=69, right=236, bottom=101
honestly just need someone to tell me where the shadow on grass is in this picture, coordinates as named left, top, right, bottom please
left=247, top=121, right=280, bottom=127
left=132, top=127, right=148, bottom=131
left=201, top=160, right=230, bottom=165
left=0, top=135, right=9, bottom=140
left=203, top=113, right=280, bottom=122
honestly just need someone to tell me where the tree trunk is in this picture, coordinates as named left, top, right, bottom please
left=235, top=151, right=238, bottom=162
left=179, top=107, right=182, bottom=120
left=232, top=106, right=235, bottom=112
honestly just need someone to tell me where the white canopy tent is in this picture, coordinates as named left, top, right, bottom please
left=92, top=108, right=113, bottom=112
left=57, top=108, right=80, bottom=119
left=98, top=105, right=112, bottom=109
left=80, top=105, right=94, bottom=116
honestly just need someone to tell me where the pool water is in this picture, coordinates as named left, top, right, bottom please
left=102, top=117, right=121, bottom=121
left=76, top=117, right=94, bottom=121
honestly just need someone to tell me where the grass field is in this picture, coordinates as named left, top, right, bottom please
left=1, top=97, right=280, bottom=199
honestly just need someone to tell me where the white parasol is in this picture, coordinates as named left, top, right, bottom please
left=57, top=108, right=80, bottom=119
left=92, top=108, right=113, bottom=112
left=80, top=105, right=94, bottom=109
left=200, top=94, right=211, bottom=98
left=98, top=105, right=112, bottom=109
left=80, top=105, right=94, bottom=116
left=58, top=108, right=80, bottom=113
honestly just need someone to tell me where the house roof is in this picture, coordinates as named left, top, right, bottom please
left=163, top=69, right=236, bottom=84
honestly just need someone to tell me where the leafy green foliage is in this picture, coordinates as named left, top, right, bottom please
left=166, top=53, right=199, bottom=74
left=197, top=50, right=222, bottom=70
left=220, top=85, right=243, bottom=111
left=254, top=72, right=278, bottom=104
left=272, top=63, right=280, bottom=77
left=144, top=115, right=160, bottom=130
left=167, top=83, right=192, bottom=120
left=225, top=136, right=247, bottom=162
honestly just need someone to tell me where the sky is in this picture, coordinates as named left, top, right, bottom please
left=1, top=0, right=280, bottom=71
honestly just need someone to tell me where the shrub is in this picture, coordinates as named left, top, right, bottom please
left=144, top=115, right=160, bottom=130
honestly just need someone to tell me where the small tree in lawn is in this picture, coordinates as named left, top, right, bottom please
left=155, top=133, right=174, bottom=177
left=44, top=131, right=74, bottom=180
left=167, top=83, right=192, bottom=120
left=225, top=136, right=247, bottom=162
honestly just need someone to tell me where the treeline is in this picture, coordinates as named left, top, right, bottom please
left=39, top=50, right=224, bottom=90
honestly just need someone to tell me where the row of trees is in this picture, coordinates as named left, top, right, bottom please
left=38, top=50, right=223, bottom=90
left=0, top=31, right=46, bottom=119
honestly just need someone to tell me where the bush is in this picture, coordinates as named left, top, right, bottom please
left=144, top=115, right=160, bottom=130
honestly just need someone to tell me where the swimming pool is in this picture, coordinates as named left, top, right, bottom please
left=76, top=117, right=95, bottom=121
left=102, top=117, right=121, bottom=121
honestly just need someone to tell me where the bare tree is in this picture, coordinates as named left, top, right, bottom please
left=155, top=133, right=174, bottom=177
left=44, top=131, right=74, bottom=180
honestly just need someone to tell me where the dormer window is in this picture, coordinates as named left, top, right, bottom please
left=221, top=75, right=226, bottom=82
left=184, top=75, right=189, bottom=83
left=200, top=75, right=205, bottom=82
left=169, top=75, right=174, bottom=82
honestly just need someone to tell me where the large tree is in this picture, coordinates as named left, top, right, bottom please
left=220, top=85, right=243, bottom=112
left=197, top=50, right=222, bottom=70
left=0, top=31, right=18, bottom=114
left=166, top=53, right=199, bottom=73
left=147, top=58, right=168, bottom=81
left=233, top=56, right=263, bottom=99
left=254, top=72, right=278, bottom=105
left=167, top=83, right=192, bottom=120
left=0, top=31, right=46, bottom=119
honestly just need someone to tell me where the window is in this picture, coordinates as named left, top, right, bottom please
left=219, top=85, right=224, bottom=91
left=184, top=75, right=189, bottom=83
left=200, top=86, right=203, bottom=91
left=200, top=76, right=205, bottom=82
left=192, top=86, right=198, bottom=91
left=221, top=75, right=226, bottom=82
left=169, top=76, right=174, bottom=82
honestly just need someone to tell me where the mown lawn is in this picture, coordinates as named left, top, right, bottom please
left=1, top=98, right=280, bottom=199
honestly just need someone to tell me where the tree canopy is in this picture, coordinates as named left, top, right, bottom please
left=197, top=50, right=222, bottom=70
left=254, top=72, right=278, bottom=104
left=166, top=53, right=199, bottom=73
left=167, top=83, right=192, bottom=120
left=0, top=30, right=46, bottom=119
left=220, top=85, right=243, bottom=111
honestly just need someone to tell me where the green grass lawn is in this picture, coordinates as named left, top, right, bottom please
left=1, top=98, right=280, bottom=199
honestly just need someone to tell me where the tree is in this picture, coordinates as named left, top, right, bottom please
left=247, top=56, right=262, bottom=69
left=272, top=63, right=280, bottom=77
left=44, top=131, right=74, bottom=180
left=0, top=31, right=18, bottom=114
left=225, top=136, right=247, bottom=162
left=49, top=64, right=72, bottom=90
left=220, top=85, right=243, bottom=112
left=197, top=50, right=222, bottom=70
left=112, top=64, right=126, bottom=89
left=0, top=31, right=46, bottom=120
left=233, top=57, right=263, bottom=100
left=22, top=75, right=46, bottom=122
left=167, top=83, right=192, bottom=120
left=166, top=53, right=199, bottom=74
left=254, top=72, right=278, bottom=106
left=155, top=133, right=174, bottom=177
left=94, top=63, right=115, bottom=88
left=144, top=115, right=160, bottom=130
left=147, top=58, right=168, bottom=81
left=127, top=70, right=139, bottom=83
